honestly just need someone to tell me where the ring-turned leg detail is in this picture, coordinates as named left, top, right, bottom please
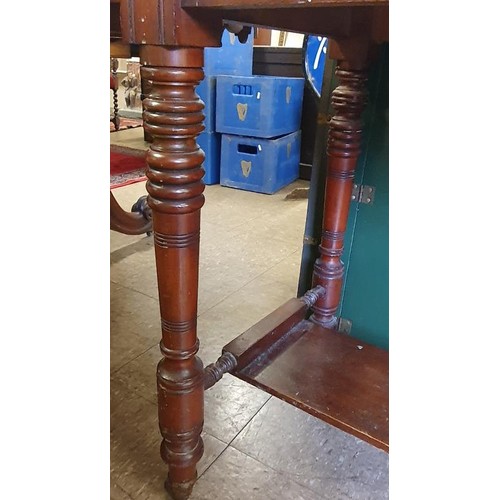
left=311, top=62, right=368, bottom=329
left=140, top=47, right=206, bottom=500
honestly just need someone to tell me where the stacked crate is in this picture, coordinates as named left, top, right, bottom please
left=216, top=74, right=305, bottom=194
left=196, top=29, right=253, bottom=185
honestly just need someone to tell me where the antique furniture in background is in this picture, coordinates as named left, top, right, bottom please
left=110, top=2, right=152, bottom=237
left=115, top=1, right=389, bottom=498
left=110, top=192, right=152, bottom=235
left=110, top=58, right=120, bottom=131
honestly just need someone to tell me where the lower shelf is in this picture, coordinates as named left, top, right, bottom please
left=224, top=302, right=388, bottom=452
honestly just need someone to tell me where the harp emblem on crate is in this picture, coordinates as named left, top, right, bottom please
left=241, top=160, right=252, bottom=177
left=236, top=103, right=248, bottom=121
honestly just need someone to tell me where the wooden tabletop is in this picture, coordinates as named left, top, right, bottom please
left=181, top=0, right=389, bottom=41
left=182, top=0, right=388, bottom=8
left=118, top=0, right=388, bottom=67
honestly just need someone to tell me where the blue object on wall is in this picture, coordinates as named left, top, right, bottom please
left=303, top=35, right=327, bottom=98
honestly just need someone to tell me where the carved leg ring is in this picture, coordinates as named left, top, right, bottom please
left=311, top=62, right=368, bottom=329
left=140, top=46, right=206, bottom=500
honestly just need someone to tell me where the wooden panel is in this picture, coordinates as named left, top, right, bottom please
left=110, top=41, right=131, bottom=58
left=223, top=298, right=308, bottom=370
left=110, top=1, right=122, bottom=40
left=182, top=0, right=388, bottom=8
left=119, top=0, right=388, bottom=49
left=184, top=6, right=388, bottom=42
left=230, top=318, right=389, bottom=452
left=253, top=27, right=272, bottom=46
left=186, top=7, right=354, bottom=39
left=120, top=0, right=224, bottom=48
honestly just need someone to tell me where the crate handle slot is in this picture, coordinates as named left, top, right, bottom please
left=237, top=144, right=259, bottom=155
left=232, top=84, right=253, bottom=96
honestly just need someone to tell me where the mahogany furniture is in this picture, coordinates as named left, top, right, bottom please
left=110, top=192, right=152, bottom=235
left=110, top=0, right=153, bottom=237
left=116, top=1, right=389, bottom=498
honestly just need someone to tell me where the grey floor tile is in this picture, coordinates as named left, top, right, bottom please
left=111, top=378, right=226, bottom=500
left=110, top=242, right=159, bottom=302
left=196, top=271, right=302, bottom=365
left=260, top=248, right=304, bottom=292
left=200, top=180, right=308, bottom=231
left=111, top=345, right=160, bottom=403
left=111, top=230, right=149, bottom=255
left=110, top=480, right=135, bottom=500
left=199, top=229, right=298, bottom=302
left=231, top=397, right=389, bottom=500
left=110, top=282, right=161, bottom=372
left=110, top=127, right=149, bottom=151
left=111, top=222, right=300, bottom=317
left=191, top=446, right=325, bottom=500
left=203, top=375, right=271, bottom=444
left=111, top=180, right=306, bottom=316
left=110, top=183, right=151, bottom=253
left=227, top=197, right=308, bottom=247
left=200, top=185, right=275, bottom=230
left=111, top=235, right=155, bottom=268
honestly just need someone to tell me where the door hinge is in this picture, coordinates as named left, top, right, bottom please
left=351, top=184, right=375, bottom=205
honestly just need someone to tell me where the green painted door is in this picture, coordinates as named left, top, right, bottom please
left=339, top=45, right=389, bottom=350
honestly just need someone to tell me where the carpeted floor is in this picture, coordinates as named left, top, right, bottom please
left=110, top=146, right=147, bottom=189
left=110, top=117, right=143, bottom=132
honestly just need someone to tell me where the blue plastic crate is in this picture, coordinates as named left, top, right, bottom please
left=204, top=28, right=254, bottom=77
left=196, top=76, right=217, bottom=133
left=198, top=131, right=221, bottom=185
left=220, top=131, right=301, bottom=194
left=215, top=75, right=305, bottom=139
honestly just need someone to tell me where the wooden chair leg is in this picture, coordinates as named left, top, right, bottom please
left=140, top=45, right=206, bottom=500
left=112, top=87, right=120, bottom=131
left=111, top=58, right=120, bottom=131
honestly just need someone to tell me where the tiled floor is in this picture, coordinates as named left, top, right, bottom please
left=110, top=128, right=388, bottom=500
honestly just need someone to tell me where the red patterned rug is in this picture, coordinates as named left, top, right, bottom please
left=110, top=117, right=143, bottom=132
left=110, top=146, right=147, bottom=189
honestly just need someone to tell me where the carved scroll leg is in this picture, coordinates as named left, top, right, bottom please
left=311, top=60, right=368, bottom=329
left=140, top=46, right=206, bottom=500
left=110, top=191, right=153, bottom=235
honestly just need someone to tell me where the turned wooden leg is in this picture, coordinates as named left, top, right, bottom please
left=140, top=46, right=205, bottom=500
left=311, top=61, right=368, bottom=329
left=111, top=58, right=120, bottom=131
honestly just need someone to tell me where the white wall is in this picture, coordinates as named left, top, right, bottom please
left=270, top=30, right=304, bottom=48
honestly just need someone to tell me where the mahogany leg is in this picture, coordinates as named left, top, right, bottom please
left=311, top=60, right=369, bottom=328
left=140, top=46, right=205, bottom=500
